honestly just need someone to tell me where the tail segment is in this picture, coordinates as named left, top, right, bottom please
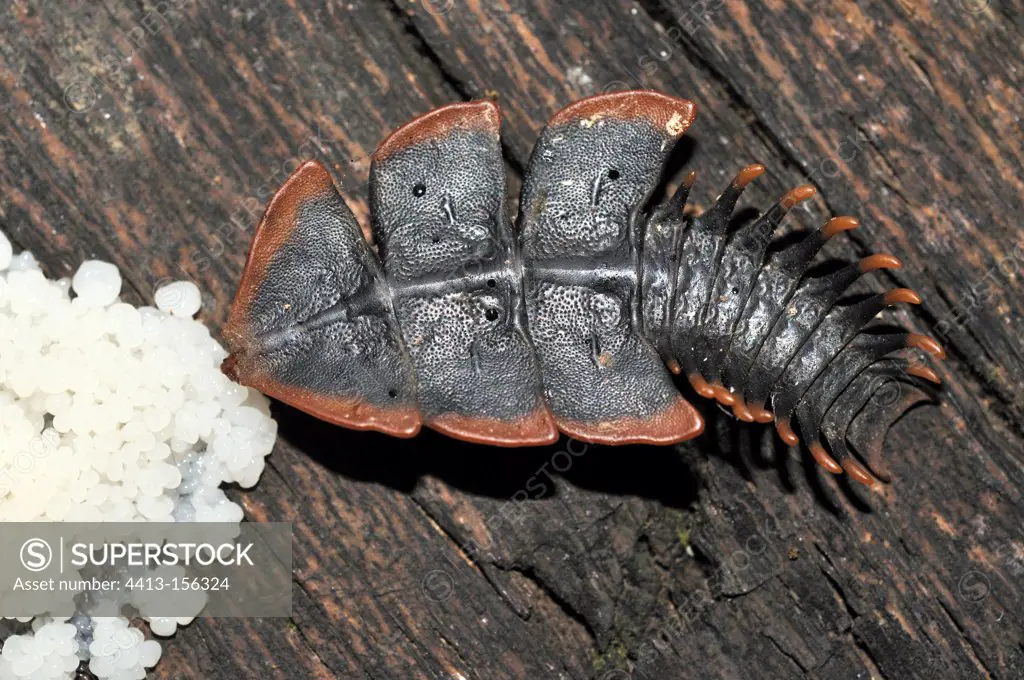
left=640, top=167, right=943, bottom=487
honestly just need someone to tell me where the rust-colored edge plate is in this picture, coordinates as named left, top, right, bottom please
left=222, top=159, right=422, bottom=438
left=557, top=396, right=704, bottom=446
left=548, top=89, right=697, bottom=138
left=374, top=99, right=501, bottom=162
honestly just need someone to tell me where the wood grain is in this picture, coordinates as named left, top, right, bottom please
left=1, top=0, right=1022, bottom=678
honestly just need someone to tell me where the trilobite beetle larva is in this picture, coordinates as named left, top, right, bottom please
left=222, top=90, right=945, bottom=488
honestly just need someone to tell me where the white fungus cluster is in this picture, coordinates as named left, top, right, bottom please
left=0, top=620, right=78, bottom=679
left=0, top=229, right=278, bottom=679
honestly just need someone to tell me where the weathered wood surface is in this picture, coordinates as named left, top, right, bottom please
left=1, top=0, right=1023, bottom=678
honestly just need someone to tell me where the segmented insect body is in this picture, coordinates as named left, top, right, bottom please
left=222, top=91, right=944, bottom=487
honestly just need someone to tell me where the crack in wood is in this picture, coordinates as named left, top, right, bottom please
left=759, top=629, right=808, bottom=673
left=935, top=596, right=997, bottom=680
left=384, top=0, right=472, bottom=102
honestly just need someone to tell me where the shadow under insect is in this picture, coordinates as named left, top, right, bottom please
left=276, top=403, right=700, bottom=510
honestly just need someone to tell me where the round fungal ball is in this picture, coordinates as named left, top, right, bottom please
left=154, top=281, right=202, bottom=318
left=71, top=260, right=122, bottom=307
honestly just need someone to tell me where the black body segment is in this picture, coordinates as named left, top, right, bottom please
left=697, top=187, right=812, bottom=389
left=371, top=102, right=507, bottom=282
left=718, top=217, right=858, bottom=413
left=518, top=91, right=704, bottom=444
left=770, top=277, right=907, bottom=423
left=222, top=161, right=422, bottom=437
left=741, top=264, right=868, bottom=412
left=664, top=166, right=768, bottom=384
left=793, top=332, right=910, bottom=448
left=818, top=361, right=940, bottom=484
left=640, top=172, right=694, bottom=366
left=370, top=101, right=557, bottom=446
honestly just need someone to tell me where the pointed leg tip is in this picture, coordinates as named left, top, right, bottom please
left=734, top=163, right=766, bottom=188
left=842, top=458, right=881, bottom=489
left=732, top=398, right=755, bottom=422
left=884, top=288, right=922, bottom=305
left=712, top=383, right=737, bottom=405
left=809, top=441, right=843, bottom=475
left=780, top=184, right=817, bottom=209
left=859, top=253, right=903, bottom=272
left=688, top=373, right=717, bottom=399
left=775, top=418, right=800, bottom=446
left=822, top=216, right=860, bottom=238
left=907, top=333, right=946, bottom=359
left=907, top=363, right=942, bottom=384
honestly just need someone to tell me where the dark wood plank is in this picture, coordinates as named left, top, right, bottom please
left=1, top=0, right=1022, bottom=679
left=390, top=0, right=1024, bottom=678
